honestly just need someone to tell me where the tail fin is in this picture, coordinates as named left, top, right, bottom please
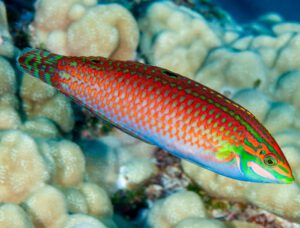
left=17, top=48, right=63, bottom=85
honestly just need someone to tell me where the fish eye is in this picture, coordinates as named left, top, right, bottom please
left=263, top=154, right=277, bottom=167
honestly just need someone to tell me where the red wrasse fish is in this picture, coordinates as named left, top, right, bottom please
left=17, top=48, right=294, bottom=183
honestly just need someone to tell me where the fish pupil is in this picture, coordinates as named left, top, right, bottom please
left=264, top=154, right=277, bottom=167
left=267, top=159, right=273, bottom=165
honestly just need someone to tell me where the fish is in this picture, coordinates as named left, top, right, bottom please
left=17, top=48, right=294, bottom=183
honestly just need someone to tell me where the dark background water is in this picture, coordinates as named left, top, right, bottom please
left=212, top=0, right=300, bottom=22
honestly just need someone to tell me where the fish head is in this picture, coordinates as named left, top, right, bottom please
left=233, top=136, right=294, bottom=184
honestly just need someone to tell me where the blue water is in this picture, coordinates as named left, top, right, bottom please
left=213, top=0, right=300, bottom=23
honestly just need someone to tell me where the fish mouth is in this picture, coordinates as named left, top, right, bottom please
left=279, top=175, right=295, bottom=184
left=247, top=161, right=276, bottom=181
left=247, top=161, right=295, bottom=184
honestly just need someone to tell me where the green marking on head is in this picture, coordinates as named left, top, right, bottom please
left=44, top=73, right=52, bottom=84
left=70, top=61, right=78, bottom=67
left=216, top=143, right=235, bottom=160
left=17, top=48, right=63, bottom=86
left=278, top=164, right=289, bottom=174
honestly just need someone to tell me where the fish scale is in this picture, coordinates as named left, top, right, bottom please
left=17, top=48, right=294, bottom=183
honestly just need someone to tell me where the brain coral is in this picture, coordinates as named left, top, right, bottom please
left=31, top=0, right=139, bottom=60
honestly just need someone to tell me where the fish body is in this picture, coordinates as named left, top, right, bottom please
left=17, top=48, right=294, bottom=183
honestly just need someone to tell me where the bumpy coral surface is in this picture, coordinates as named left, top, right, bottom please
left=0, top=130, right=49, bottom=203
left=31, top=0, right=139, bottom=60
left=21, top=75, right=74, bottom=132
left=139, top=1, right=221, bottom=78
left=148, top=191, right=207, bottom=227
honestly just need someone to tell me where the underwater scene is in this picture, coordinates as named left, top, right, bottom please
left=0, top=0, right=300, bottom=227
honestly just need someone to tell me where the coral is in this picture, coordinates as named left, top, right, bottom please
left=0, top=56, right=20, bottom=130
left=0, top=204, right=33, bottom=228
left=0, top=107, right=21, bottom=130
left=20, top=75, right=74, bottom=132
left=226, top=220, right=263, bottom=228
left=0, top=2, right=15, bottom=58
left=30, top=0, right=139, bottom=60
left=139, top=1, right=300, bottom=97
left=118, top=158, right=157, bottom=189
left=64, top=214, right=107, bottom=228
left=0, top=128, right=115, bottom=226
left=139, top=1, right=221, bottom=78
left=0, top=57, right=16, bottom=103
left=20, top=118, right=59, bottom=139
left=79, top=183, right=113, bottom=217
left=273, top=70, right=300, bottom=113
left=195, top=49, right=267, bottom=92
left=147, top=191, right=207, bottom=227
left=82, top=134, right=156, bottom=194
left=231, top=89, right=271, bottom=121
left=49, top=140, right=85, bottom=186
left=174, top=217, right=225, bottom=228
left=275, top=34, right=300, bottom=75
left=232, top=89, right=300, bottom=133
left=62, top=187, right=88, bottom=214
left=66, top=4, right=139, bottom=60
left=0, top=130, right=49, bottom=203
left=24, top=185, right=68, bottom=228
